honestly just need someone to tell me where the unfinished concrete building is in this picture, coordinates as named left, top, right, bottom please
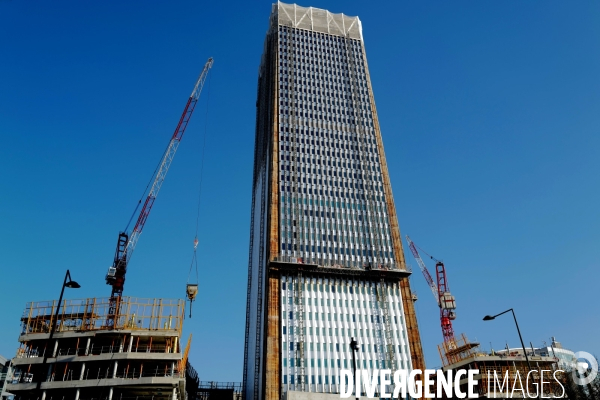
left=6, top=296, right=190, bottom=400
left=436, top=334, right=564, bottom=398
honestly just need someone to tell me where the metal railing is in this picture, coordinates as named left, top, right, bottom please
left=20, top=297, right=185, bottom=335
left=17, top=344, right=179, bottom=359
left=74, top=366, right=183, bottom=381
left=198, top=381, right=242, bottom=390
left=273, top=254, right=400, bottom=271
left=10, top=364, right=184, bottom=385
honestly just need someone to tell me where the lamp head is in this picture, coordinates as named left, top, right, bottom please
left=483, top=315, right=495, bottom=321
left=65, top=281, right=81, bottom=289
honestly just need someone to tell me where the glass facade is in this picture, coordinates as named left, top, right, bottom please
left=277, top=25, right=396, bottom=269
left=280, top=276, right=411, bottom=394
left=243, top=5, right=422, bottom=400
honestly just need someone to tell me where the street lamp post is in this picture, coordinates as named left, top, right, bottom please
left=35, top=270, right=80, bottom=398
left=483, top=308, right=531, bottom=371
left=350, top=337, right=359, bottom=400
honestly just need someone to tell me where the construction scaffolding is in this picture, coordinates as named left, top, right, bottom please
left=9, top=297, right=187, bottom=400
left=20, top=297, right=184, bottom=336
left=437, top=333, right=480, bottom=367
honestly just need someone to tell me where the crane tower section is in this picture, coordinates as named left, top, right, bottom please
left=406, top=236, right=457, bottom=344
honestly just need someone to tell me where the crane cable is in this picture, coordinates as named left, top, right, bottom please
left=415, top=242, right=441, bottom=263
left=187, top=70, right=212, bottom=292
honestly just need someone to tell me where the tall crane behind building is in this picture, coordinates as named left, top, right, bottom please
left=406, top=235, right=479, bottom=365
left=406, top=235, right=456, bottom=345
left=104, top=58, right=214, bottom=328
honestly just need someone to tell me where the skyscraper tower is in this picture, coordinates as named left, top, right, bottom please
left=243, top=3, right=424, bottom=400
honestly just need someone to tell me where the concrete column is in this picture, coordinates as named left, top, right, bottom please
left=171, top=362, right=175, bottom=377
left=112, top=361, right=118, bottom=378
left=127, top=335, right=133, bottom=352
left=173, top=336, right=178, bottom=353
left=119, top=336, right=124, bottom=353
left=172, top=387, right=177, bottom=400
left=0, top=365, right=12, bottom=399
left=79, top=362, right=86, bottom=380
left=75, top=388, right=80, bottom=400
left=41, top=390, right=47, bottom=400
left=108, top=387, right=113, bottom=400
left=85, top=338, right=91, bottom=355
left=52, top=340, right=59, bottom=357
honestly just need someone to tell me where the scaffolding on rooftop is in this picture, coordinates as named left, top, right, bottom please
left=20, top=296, right=185, bottom=336
left=438, top=333, right=481, bottom=367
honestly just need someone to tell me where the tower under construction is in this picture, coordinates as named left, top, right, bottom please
left=243, top=3, right=424, bottom=400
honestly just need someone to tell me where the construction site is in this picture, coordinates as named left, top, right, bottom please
left=3, top=58, right=215, bottom=400
left=2, top=236, right=571, bottom=400
left=437, top=334, right=564, bottom=398
left=405, top=237, right=566, bottom=398
left=2, top=3, right=590, bottom=400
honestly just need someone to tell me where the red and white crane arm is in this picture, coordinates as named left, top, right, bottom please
left=124, top=57, right=214, bottom=267
left=105, top=58, right=214, bottom=301
left=406, top=235, right=439, bottom=305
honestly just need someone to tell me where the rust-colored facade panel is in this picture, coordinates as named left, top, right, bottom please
left=400, top=278, right=425, bottom=370
left=266, top=33, right=281, bottom=400
left=265, top=274, right=280, bottom=400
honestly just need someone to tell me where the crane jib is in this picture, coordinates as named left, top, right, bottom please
left=406, top=235, right=440, bottom=304
left=172, top=97, right=197, bottom=141
left=104, top=57, right=213, bottom=304
left=132, top=196, right=155, bottom=234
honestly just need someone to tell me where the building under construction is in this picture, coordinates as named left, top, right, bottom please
left=243, top=3, right=424, bottom=400
left=6, top=296, right=192, bottom=400
left=436, top=334, right=564, bottom=398
left=2, top=58, right=215, bottom=400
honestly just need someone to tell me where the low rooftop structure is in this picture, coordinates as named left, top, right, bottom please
left=437, top=335, right=563, bottom=398
left=197, top=382, right=242, bottom=400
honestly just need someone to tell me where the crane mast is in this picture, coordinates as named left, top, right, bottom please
left=435, top=261, right=456, bottom=344
left=105, top=58, right=214, bottom=328
left=406, top=235, right=457, bottom=344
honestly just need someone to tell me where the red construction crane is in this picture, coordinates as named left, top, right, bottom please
left=406, top=235, right=457, bottom=344
left=104, top=58, right=214, bottom=327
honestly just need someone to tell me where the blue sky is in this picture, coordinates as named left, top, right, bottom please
left=1, top=0, right=599, bottom=381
